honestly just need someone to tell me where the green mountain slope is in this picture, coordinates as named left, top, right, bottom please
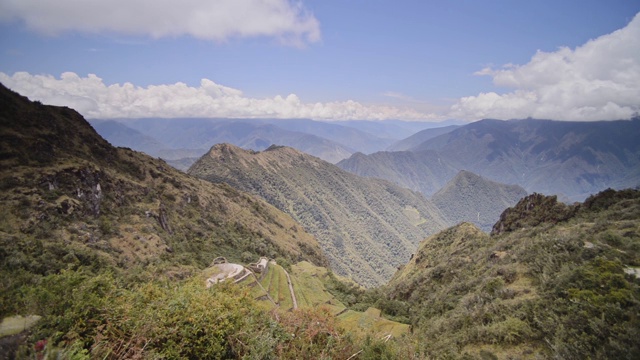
left=0, top=86, right=326, bottom=278
left=386, top=189, right=640, bottom=359
left=0, top=84, right=377, bottom=358
left=188, top=143, right=448, bottom=287
left=226, top=260, right=410, bottom=338
left=432, top=170, right=528, bottom=231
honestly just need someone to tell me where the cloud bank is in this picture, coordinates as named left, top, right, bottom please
left=0, top=72, right=435, bottom=121
left=450, top=13, right=640, bottom=121
left=0, top=0, right=320, bottom=45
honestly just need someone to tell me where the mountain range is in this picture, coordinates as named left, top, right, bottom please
left=1, top=83, right=639, bottom=359
left=385, top=124, right=459, bottom=151
left=339, top=118, right=640, bottom=202
left=90, top=117, right=440, bottom=167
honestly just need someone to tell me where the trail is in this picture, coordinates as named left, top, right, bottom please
left=252, top=272, right=277, bottom=307
left=282, top=267, right=298, bottom=310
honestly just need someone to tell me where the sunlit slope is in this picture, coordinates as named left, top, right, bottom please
left=189, top=143, right=448, bottom=287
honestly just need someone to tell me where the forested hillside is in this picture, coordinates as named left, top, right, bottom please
left=337, top=150, right=458, bottom=196
left=188, top=143, right=448, bottom=287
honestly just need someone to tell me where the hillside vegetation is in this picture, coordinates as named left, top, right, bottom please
left=2, top=84, right=403, bottom=358
left=231, top=260, right=410, bottom=338
left=188, top=143, right=448, bottom=287
left=386, top=189, right=640, bottom=359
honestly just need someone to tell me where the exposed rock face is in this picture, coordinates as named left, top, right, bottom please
left=157, top=202, right=172, bottom=234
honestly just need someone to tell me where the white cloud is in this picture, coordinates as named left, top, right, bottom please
left=0, top=71, right=437, bottom=121
left=0, top=0, right=320, bottom=45
left=450, top=12, right=640, bottom=121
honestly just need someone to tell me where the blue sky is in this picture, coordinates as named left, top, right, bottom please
left=0, top=0, right=639, bottom=121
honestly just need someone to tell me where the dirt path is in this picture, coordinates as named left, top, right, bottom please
left=282, top=267, right=298, bottom=310
left=252, top=272, right=277, bottom=307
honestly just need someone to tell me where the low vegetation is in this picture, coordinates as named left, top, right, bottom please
left=386, top=189, right=640, bottom=359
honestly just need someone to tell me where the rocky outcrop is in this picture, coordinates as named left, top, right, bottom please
left=491, top=193, right=577, bottom=235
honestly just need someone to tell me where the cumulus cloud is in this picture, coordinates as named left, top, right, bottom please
left=0, top=71, right=437, bottom=121
left=450, top=13, right=640, bottom=121
left=0, top=0, right=320, bottom=45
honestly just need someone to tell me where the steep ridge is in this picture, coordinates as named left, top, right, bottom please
left=188, top=144, right=448, bottom=287
left=339, top=118, right=640, bottom=202
left=337, top=150, right=458, bottom=196
left=0, top=82, right=327, bottom=313
left=431, top=170, right=527, bottom=231
left=386, top=189, right=640, bottom=359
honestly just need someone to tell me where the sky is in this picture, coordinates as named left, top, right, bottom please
left=0, top=0, right=639, bottom=122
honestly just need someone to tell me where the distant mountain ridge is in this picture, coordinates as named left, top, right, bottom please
left=91, top=118, right=355, bottom=165
left=188, top=143, right=449, bottom=287
left=339, top=118, right=640, bottom=201
left=337, top=150, right=458, bottom=196
left=90, top=117, right=431, bottom=165
left=386, top=124, right=459, bottom=151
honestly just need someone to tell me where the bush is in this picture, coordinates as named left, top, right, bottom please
left=92, top=280, right=264, bottom=359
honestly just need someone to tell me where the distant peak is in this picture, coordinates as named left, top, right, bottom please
left=456, top=170, right=479, bottom=178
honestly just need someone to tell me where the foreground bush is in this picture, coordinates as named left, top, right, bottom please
left=15, top=269, right=365, bottom=359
